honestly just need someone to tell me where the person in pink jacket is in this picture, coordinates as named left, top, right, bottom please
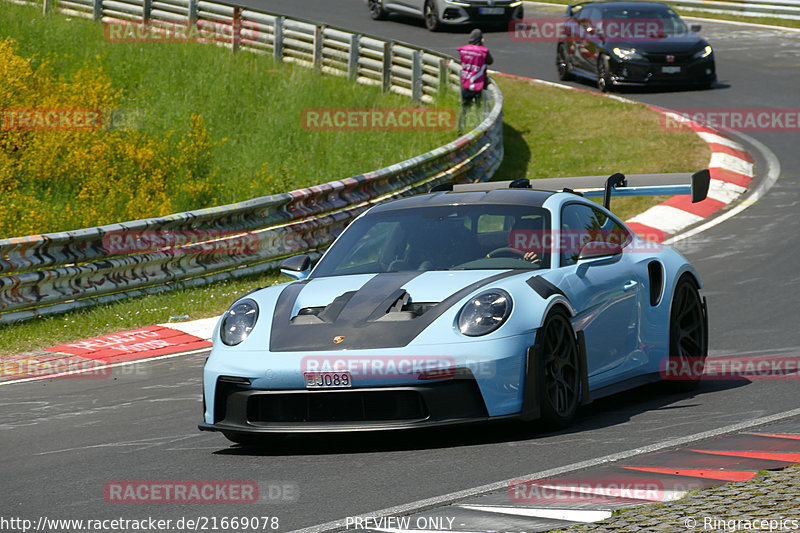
left=457, top=29, right=494, bottom=133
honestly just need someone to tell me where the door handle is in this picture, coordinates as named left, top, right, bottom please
left=623, top=280, right=638, bottom=291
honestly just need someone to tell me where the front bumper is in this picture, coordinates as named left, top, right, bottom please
left=609, top=55, right=715, bottom=87
left=200, top=333, right=534, bottom=434
left=440, top=3, right=523, bottom=25
left=199, top=376, right=491, bottom=433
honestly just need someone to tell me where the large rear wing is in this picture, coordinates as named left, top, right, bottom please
left=440, top=169, right=711, bottom=210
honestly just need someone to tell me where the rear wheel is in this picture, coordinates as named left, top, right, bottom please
left=368, top=0, right=387, bottom=20
left=666, top=275, right=708, bottom=390
left=538, top=309, right=581, bottom=427
left=424, top=1, right=441, bottom=31
left=597, top=54, right=612, bottom=92
left=556, top=43, right=574, bottom=81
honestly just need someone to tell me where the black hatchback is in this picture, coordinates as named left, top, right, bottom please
left=556, top=2, right=716, bottom=91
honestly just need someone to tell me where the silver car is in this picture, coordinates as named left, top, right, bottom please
left=367, top=0, right=524, bottom=31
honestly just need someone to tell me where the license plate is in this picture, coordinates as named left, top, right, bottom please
left=479, top=7, right=505, bottom=14
left=661, top=66, right=681, bottom=74
left=304, top=371, right=352, bottom=389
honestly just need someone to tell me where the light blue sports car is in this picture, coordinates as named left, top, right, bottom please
left=199, top=171, right=710, bottom=444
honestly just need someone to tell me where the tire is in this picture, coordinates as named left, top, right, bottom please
left=666, top=275, right=708, bottom=390
left=597, top=54, right=612, bottom=92
left=223, top=432, right=286, bottom=447
left=556, top=43, right=574, bottom=81
left=424, top=0, right=441, bottom=31
left=368, top=0, right=387, bottom=20
left=538, top=308, right=581, bottom=427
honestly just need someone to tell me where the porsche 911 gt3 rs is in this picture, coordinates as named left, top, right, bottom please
left=199, top=171, right=710, bottom=444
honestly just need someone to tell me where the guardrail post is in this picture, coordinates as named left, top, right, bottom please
left=232, top=7, right=242, bottom=53
left=348, top=34, right=360, bottom=82
left=93, top=0, right=102, bottom=21
left=42, top=0, right=48, bottom=15
left=438, top=57, right=449, bottom=97
left=273, top=16, right=284, bottom=63
left=382, top=42, right=392, bottom=93
left=142, top=0, right=151, bottom=23
left=188, top=0, right=198, bottom=24
left=313, top=25, right=324, bottom=71
left=411, top=50, right=422, bottom=102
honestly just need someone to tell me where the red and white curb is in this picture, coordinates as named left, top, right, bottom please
left=492, top=72, right=756, bottom=243
left=627, top=112, right=754, bottom=242
left=0, top=317, right=217, bottom=384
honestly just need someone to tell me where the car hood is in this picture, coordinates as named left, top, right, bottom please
left=609, top=34, right=706, bottom=54
left=268, top=270, right=522, bottom=351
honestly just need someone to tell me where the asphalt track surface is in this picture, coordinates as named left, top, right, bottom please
left=2, top=2, right=799, bottom=530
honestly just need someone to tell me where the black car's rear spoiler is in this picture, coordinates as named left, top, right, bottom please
left=434, top=169, right=711, bottom=210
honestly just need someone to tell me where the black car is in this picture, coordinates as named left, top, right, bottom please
left=556, top=2, right=716, bottom=91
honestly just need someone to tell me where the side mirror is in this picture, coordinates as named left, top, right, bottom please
left=578, top=240, right=622, bottom=261
left=690, top=24, right=702, bottom=32
left=280, top=254, right=311, bottom=281
left=691, top=168, right=710, bottom=203
left=576, top=241, right=622, bottom=275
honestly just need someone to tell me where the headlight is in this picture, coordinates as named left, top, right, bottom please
left=457, top=290, right=512, bottom=337
left=445, top=0, right=470, bottom=5
left=220, top=299, right=259, bottom=346
left=612, top=47, right=644, bottom=61
left=694, top=45, right=713, bottom=59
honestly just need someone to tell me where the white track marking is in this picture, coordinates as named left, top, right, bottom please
left=709, top=152, right=754, bottom=176
left=158, top=316, right=218, bottom=339
left=696, top=132, right=746, bottom=151
left=457, top=505, right=612, bottom=523
left=707, top=179, right=748, bottom=204
left=628, top=206, right=704, bottom=234
left=665, top=132, right=782, bottom=246
left=288, top=407, right=800, bottom=533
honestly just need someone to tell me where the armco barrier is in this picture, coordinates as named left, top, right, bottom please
left=0, top=0, right=504, bottom=324
left=665, top=0, right=800, bottom=20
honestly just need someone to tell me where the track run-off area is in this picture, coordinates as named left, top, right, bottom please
left=1, top=1, right=799, bottom=531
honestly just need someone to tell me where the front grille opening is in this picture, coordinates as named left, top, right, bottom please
left=247, top=390, right=429, bottom=424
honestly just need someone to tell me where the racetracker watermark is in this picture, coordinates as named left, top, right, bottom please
left=662, top=356, right=800, bottom=381
left=0, top=356, right=110, bottom=380
left=302, top=356, right=459, bottom=380
left=300, top=108, right=456, bottom=131
left=102, top=230, right=259, bottom=255
left=1, top=108, right=103, bottom=131
left=510, top=18, right=674, bottom=42
left=508, top=229, right=663, bottom=254
left=103, top=19, right=262, bottom=44
left=509, top=478, right=703, bottom=502
left=104, top=481, right=259, bottom=504
left=662, top=109, right=800, bottom=133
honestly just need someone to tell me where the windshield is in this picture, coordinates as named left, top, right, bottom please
left=600, top=7, right=688, bottom=35
left=312, top=204, right=552, bottom=278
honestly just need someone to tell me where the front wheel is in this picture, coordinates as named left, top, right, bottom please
left=597, top=55, right=612, bottom=92
left=666, top=275, right=708, bottom=390
left=424, top=1, right=441, bottom=31
left=556, top=43, right=574, bottom=81
left=368, top=0, right=387, bottom=20
left=538, top=309, right=581, bottom=427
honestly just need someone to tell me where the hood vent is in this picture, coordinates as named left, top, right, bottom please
left=291, top=289, right=435, bottom=325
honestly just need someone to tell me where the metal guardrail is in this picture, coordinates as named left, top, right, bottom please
left=0, top=0, right=504, bottom=324
left=663, top=0, right=800, bottom=20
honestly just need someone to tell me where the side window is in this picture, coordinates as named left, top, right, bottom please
left=559, top=204, right=630, bottom=266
